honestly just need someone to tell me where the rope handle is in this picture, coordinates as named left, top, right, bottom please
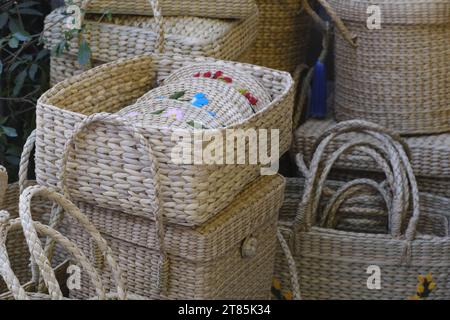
left=277, top=230, right=301, bottom=300
left=15, top=185, right=129, bottom=300
left=293, top=120, right=421, bottom=242
left=56, top=112, right=169, bottom=295
left=77, top=0, right=165, bottom=53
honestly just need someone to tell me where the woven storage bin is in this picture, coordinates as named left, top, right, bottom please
left=294, top=118, right=450, bottom=180
left=0, top=184, right=142, bottom=300
left=44, top=0, right=258, bottom=85
left=69, top=0, right=257, bottom=19
left=276, top=120, right=450, bottom=300
left=239, top=0, right=313, bottom=72
left=36, top=54, right=294, bottom=226
left=320, top=0, right=450, bottom=134
left=58, top=173, right=285, bottom=299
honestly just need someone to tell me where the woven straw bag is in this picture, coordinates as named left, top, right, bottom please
left=276, top=120, right=450, bottom=300
left=239, top=0, right=316, bottom=73
left=318, top=0, right=450, bottom=134
left=163, top=63, right=273, bottom=113
left=0, top=184, right=145, bottom=300
left=69, top=0, right=257, bottom=19
left=119, top=100, right=226, bottom=129
left=38, top=113, right=284, bottom=299
left=136, top=78, right=256, bottom=122
left=36, top=54, right=294, bottom=226
left=45, top=0, right=258, bottom=85
left=294, top=118, right=450, bottom=181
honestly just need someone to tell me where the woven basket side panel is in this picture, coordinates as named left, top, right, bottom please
left=333, top=21, right=450, bottom=134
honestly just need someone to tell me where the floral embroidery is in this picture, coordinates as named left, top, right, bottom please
left=409, top=273, right=436, bottom=300
left=271, top=278, right=293, bottom=300
left=191, top=93, right=209, bottom=108
left=125, top=111, right=140, bottom=117
left=163, top=107, right=184, bottom=121
left=187, top=120, right=208, bottom=129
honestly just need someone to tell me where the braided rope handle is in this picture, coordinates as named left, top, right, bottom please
left=295, top=120, right=421, bottom=242
left=0, top=166, right=7, bottom=208
left=78, top=0, right=165, bottom=53
left=56, top=112, right=169, bottom=295
left=277, top=230, right=301, bottom=300
left=16, top=185, right=128, bottom=300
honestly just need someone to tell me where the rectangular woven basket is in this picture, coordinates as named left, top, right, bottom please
left=35, top=54, right=294, bottom=227
left=44, top=0, right=258, bottom=85
left=64, top=175, right=285, bottom=299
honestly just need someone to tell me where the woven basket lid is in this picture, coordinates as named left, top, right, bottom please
left=327, top=0, right=450, bottom=24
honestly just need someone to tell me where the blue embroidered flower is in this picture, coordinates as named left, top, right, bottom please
left=206, top=110, right=217, bottom=118
left=191, top=93, right=209, bottom=108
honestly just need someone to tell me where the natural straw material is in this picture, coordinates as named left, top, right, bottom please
left=322, top=0, right=450, bottom=134
left=69, top=0, right=258, bottom=19
left=36, top=54, right=294, bottom=226
left=45, top=0, right=258, bottom=84
left=61, top=174, right=284, bottom=299
left=294, top=118, right=450, bottom=179
left=239, top=0, right=313, bottom=73
left=277, top=120, right=450, bottom=299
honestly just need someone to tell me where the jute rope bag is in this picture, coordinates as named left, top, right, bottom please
left=276, top=120, right=450, bottom=299
left=45, top=0, right=258, bottom=85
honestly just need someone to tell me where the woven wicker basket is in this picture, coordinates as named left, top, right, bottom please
left=320, top=0, right=450, bottom=134
left=239, top=0, right=313, bottom=73
left=0, top=183, right=143, bottom=300
left=60, top=173, right=285, bottom=299
left=45, top=0, right=258, bottom=85
left=136, top=78, right=257, bottom=122
left=163, top=63, right=273, bottom=113
left=69, top=0, right=257, bottom=19
left=294, top=118, right=450, bottom=180
left=276, top=120, right=450, bottom=300
left=36, top=54, right=294, bottom=226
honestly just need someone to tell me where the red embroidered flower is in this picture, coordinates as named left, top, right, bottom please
left=222, top=76, right=232, bottom=83
left=213, top=71, right=223, bottom=79
left=203, top=71, right=212, bottom=78
left=194, top=72, right=201, bottom=77
left=248, top=96, right=258, bottom=106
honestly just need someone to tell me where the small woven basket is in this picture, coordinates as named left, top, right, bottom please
left=319, top=0, right=450, bottom=134
left=276, top=120, right=450, bottom=300
left=36, top=54, right=294, bottom=226
left=45, top=0, right=258, bottom=85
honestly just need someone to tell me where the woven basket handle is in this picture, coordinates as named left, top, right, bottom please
left=17, top=185, right=128, bottom=300
left=313, top=0, right=358, bottom=47
left=18, top=130, right=36, bottom=194
left=277, top=230, right=301, bottom=300
left=57, top=112, right=169, bottom=295
left=78, top=0, right=165, bottom=53
left=294, top=121, right=421, bottom=242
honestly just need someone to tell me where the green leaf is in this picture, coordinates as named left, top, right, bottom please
left=8, top=18, right=22, bottom=34
left=106, top=11, right=113, bottom=22
left=8, top=37, right=19, bottom=49
left=35, top=49, right=49, bottom=61
left=77, top=39, right=92, bottom=66
left=10, top=60, right=25, bottom=72
left=13, top=70, right=27, bottom=96
left=18, top=8, right=43, bottom=16
left=0, top=12, right=8, bottom=29
left=13, top=31, right=31, bottom=42
left=169, top=91, right=186, bottom=100
left=29, top=63, right=38, bottom=80
left=0, top=60, right=3, bottom=76
left=17, top=1, right=40, bottom=8
left=1, top=126, right=18, bottom=138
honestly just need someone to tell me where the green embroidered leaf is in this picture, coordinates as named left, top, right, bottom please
left=150, top=109, right=166, bottom=115
left=169, top=91, right=186, bottom=100
left=187, top=121, right=208, bottom=129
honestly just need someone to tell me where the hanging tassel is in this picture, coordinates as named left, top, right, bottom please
left=308, top=60, right=327, bottom=118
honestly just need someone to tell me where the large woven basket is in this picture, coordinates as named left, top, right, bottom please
left=36, top=54, right=294, bottom=226
left=276, top=120, right=450, bottom=300
left=320, top=0, right=450, bottom=134
left=239, top=0, right=314, bottom=73
left=294, top=118, right=450, bottom=180
left=69, top=0, right=257, bottom=19
left=45, top=0, right=258, bottom=85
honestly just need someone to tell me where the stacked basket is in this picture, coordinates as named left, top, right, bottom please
left=44, top=0, right=259, bottom=85
left=33, top=53, right=295, bottom=299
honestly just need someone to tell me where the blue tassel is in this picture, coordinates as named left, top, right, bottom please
left=309, top=60, right=327, bottom=119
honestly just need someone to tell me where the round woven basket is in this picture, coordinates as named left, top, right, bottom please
left=118, top=99, right=225, bottom=129
left=321, top=0, right=450, bottom=134
left=163, top=63, right=272, bottom=113
left=137, top=78, right=256, bottom=122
